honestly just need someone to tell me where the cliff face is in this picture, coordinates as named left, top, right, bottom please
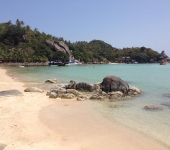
left=46, top=39, right=74, bottom=62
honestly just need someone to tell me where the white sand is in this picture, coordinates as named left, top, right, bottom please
left=0, top=67, right=169, bottom=150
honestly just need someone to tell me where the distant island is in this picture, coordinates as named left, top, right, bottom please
left=0, top=19, right=169, bottom=65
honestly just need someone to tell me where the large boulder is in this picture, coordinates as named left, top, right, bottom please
left=46, top=39, right=74, bottom=62
left=101, top=75, right=129, bottom=94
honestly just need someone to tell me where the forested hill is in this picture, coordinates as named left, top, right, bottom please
left=0, top=20, right=161, bottom=63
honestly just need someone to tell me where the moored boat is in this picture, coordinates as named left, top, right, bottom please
left=65, top=60, right=78, bottom=65
left=160, top=60, right=166, bottom=65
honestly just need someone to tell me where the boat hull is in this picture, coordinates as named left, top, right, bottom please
left=160, top=61, right=166, bottom=65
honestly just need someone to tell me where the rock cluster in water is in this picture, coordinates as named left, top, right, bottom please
left=46, top=75, right=142, bottom=101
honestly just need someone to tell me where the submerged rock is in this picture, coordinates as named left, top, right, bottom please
left=144, top=105, right=163, bottom=110
left=163, top=93, right=170, bottom=97
left=161, top=102, right=170, bottom=108
left=45, top=79, right=57, bottom=84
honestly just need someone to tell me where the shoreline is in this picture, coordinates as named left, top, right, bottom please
left=0, top=67, right=169, bottom=150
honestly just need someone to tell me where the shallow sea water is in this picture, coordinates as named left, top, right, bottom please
left=5, top=63, right=170, bottom=146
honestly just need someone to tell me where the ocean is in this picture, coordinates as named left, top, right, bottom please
left=5, top=63, right=170, bottom=147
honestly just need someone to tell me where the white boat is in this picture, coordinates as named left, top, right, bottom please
left=18, top=65, right=25, bottom=68
left=66, top=60, right=78, bottom=65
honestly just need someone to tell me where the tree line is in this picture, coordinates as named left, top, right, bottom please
left=0, top=20, right=161, bottom=63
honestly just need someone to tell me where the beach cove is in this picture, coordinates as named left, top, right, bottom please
left=0, top=64, right=170, bottom=149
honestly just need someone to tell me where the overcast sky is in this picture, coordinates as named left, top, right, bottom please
left=1, top=0, right=170, bottom=56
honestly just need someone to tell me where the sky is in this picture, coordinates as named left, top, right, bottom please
left=1, top=0, right=170, bottom=56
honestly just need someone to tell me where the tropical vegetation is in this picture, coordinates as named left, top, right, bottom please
left=0, top=20, right=161, bottom=64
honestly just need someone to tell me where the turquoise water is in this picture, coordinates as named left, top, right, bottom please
left=6, top=63, right=170, bottom=146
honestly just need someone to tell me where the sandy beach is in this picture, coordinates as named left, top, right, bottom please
left=0, top=67, right=169, bottom=150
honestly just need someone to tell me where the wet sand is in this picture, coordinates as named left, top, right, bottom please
left=0, top=67, right=169, bottom=150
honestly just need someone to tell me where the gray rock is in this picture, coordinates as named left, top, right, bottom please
left=127, top=90, right=134, bottom=96
left=50, top=89, right=58, bottom=94
left=49, top=92, right=58, bottom=98
left=109, top=91, right=124, bottom=97
left=0, top=89, right=22, bottom=96
left=90, top=93, right=104, bottom=100
left=93, top=82, right=101, bottom=90
left=101, top=75, right=129, bottom=94
left=66, top=80, right=94, bottom=92
left=101, top=91, right=106, bottom=96
left=77, top=97, right=85, bottom=101
left=77, top=95, right=87, bottom=101
left=46, top=40, right=74, bottom=62
left=46, top=91, right=51, bottom=96
left=49, top=88, right=66, bottom=95
left=66, top=80, right=76, bottom=89
left=90, top=93, right=99, bottom=100
left=144, top=105, right=162, bottom=110
left=128, top=86, right=142, bottom=94
left=45, top=79, right=57, bottom=84
left=67, top=89, right=81, bottom=96
left=76, top=82, right=94, bottom=92
left=57, top=84, right=67, bottom=88
left=24, top=87, right=44, bottom=93
left=97, top=96, right=104, bottom=100
left=57, top=88, right=67, bottom=94
left=62, top=93, right=75, bottom=99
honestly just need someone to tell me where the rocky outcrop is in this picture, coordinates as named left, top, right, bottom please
left=46, top=39, right=74, bottom=62
left=24, top=87, right=44, bottom=93
left=46, top=75, right=142, bottom=101
left=101, top=75, right=129, bottom=94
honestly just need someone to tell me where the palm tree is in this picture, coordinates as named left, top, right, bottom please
left=20, top=20, right=25, bottom=27
left=16, top=19, right=21, bottom=27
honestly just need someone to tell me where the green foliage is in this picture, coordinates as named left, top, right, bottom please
left=0, top=20, right=161, bottom=63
